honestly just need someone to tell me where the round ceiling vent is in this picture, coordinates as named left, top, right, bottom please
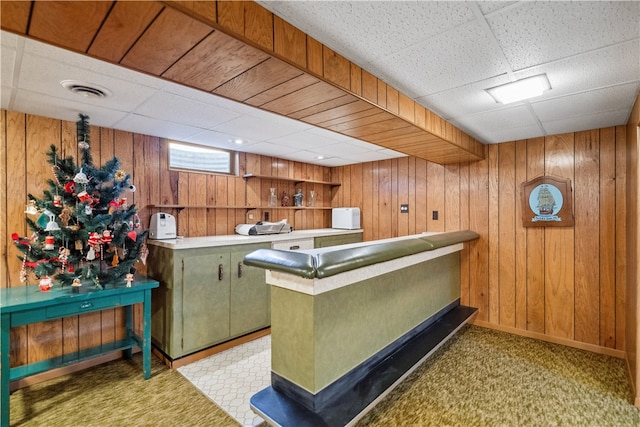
left=60, top=80, right=112, bottom=99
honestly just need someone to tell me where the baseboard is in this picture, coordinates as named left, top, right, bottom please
left=471, top=319, right=625, bottom=359
left=153, top=327, right=271, bottom=369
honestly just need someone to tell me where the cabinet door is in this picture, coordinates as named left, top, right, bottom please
left=182, top=252, right=230, bottom=354
left=229, top=249, right=269, bottom=337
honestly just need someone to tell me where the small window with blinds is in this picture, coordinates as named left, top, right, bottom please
left=168, top=142, right=235, bottom=175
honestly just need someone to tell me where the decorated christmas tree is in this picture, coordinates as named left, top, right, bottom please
left=12, top=114, right=148, bottom=291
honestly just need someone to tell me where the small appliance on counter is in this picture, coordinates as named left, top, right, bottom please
left=235, top=219, right=293, bottom=236
left=332, top=208, right=361, bottom=229
left=149, top=212, right=177, bottom=239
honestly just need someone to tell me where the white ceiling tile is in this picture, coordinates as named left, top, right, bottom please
left=523, top=39, right=640, bottom=99
left=371, top=19, right=510, bottom=97
left=113, top=114, right=204, bottom=141
left=531, top=82, right=640, bottom=122
left=487, top=1, right=640, bottom=70
left=10, top=88, right=129, bottom=127
left=24, top=37, right=165, bottom=90
left=135, top=91, right=241, bottom=129
left=452, top=105, right=544, bottom=143
left=213, top=113, right=309, bottom=141
left=542, top=109, right=632, bottom=136
left=182, top=129, right=258, bottom=151
left=17, top=52, right=158, bottom=112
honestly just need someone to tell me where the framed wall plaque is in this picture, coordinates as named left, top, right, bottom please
left=521, top=175, right=574, bottom=227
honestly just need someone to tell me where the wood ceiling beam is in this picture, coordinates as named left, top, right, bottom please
left=0, top=0, right=486, bottom=164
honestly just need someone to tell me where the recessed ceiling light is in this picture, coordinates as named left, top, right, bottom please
left=486, top=74, right=551, bottom=104
left=315, top=155, right=325, bottom=160
left=61, top=80, right=112, bottom=99
left=233, top=138, right=244, bottom=145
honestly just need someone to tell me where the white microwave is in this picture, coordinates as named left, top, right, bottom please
left=332, top=208, right=361, bottom=229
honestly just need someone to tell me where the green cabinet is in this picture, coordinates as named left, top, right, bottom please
left=148, top=242, right=269, bottom=360
left=314, top=232, right=362, bottom=248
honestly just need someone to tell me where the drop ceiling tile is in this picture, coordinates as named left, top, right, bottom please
left=113, top=113, right=204, bottom=141
left=258, top=1, right=475, bottom=67
left=213, top=113, right=311, bottom=142
left=24, top=37, right=165, bottom=89
left=452, top=105, right=544, bottom=144
left=135, top=91, right=241, bottom=129
left=523, top=39, right=640, bottom=99
left=18, top=52, right=158, bottom=112
left=182, top=129, right=258, bottom=151
left=10, top=88, right=129, bottom=127
left=487, top=1, right=640, bottom=70
left=242, top=141, right=297, bottom=157
left=531, top=82, right=640, bottom=122
left=476, top=1, right=518, bottom=15
left=542, top=109, right=632, bottom=136
left=371, top=19, right=510, bottom=97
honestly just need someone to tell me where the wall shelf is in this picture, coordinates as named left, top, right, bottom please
left=151, top=205, right=333, bottom=213
left=242, top=174, right=341, bottom=187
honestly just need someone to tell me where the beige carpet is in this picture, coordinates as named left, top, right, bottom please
left=9, top=325, right=640, bottom=426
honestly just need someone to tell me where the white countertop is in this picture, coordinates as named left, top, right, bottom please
left=146, top=228, right=363, bottom=249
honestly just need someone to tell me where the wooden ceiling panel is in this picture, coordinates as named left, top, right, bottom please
left=0, top=1, right=31, bottom=34
left=213, top=57, right=303, bottom=101
left=335, top=117, right=412, bottom=139
left=244, top=73, right=319, bottom=107
left=259, top=81, right=346, bottom=116
left=366, top=127, right=426, bottom=144
left=310, top=107, right=382, bottom=129
left=89, top=1, right=164, bottom=63
left=29, top=1, right=113, bottom=52
left=163, top=30, right=270, bottom=91
left=325, top=112, right=399, bottom=134
left=121, top=7, right=212, bottom=75
left=299, top=100, right=376, bottom=125
left=288, top=94, right=359, bottom=120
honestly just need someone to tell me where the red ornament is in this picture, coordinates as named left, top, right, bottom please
left=39, top=276, right=52, bottom=292
left=102, top=230, right=112, bottom=244
left=127, top=231, right=137, bottom=242
left=64, top=181, right=76, bottom=194
left=88, top=232, right=101, bottom=247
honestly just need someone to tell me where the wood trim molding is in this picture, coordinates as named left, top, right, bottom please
left=471, top=319, right=625, bottom=359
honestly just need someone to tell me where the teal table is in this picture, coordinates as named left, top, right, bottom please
left=0, top=277, right=159, bottom=426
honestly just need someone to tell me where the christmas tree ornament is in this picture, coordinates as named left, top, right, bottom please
left=71, top=277, right=82, bottom=293
left=111, top=252, right=119, bottom=267
left=53, top=194, right=62, bottom=207
left=125, top=273, right=134, bottom=287
left=44, top=235, right=55, bottom=250
left=64, top=181, right=76, bottom=194
left=115, top=169, right=126, bottom=181
left=77, top=191, right=91, bottom=202
left=39, top=276, right=53, bottom=292
left=73, top=167, right=89, bottom=185
left=44, top=213, right=61, bottom=231
left=86, top=247, right=96, bottom=261
left=128, top=184, right=136, bottom=192
left=102, top=230, right=112, bottom=244
left=127, top=231, right=137, bottom=242
left=77, top=113, right=91, bottom=150
left=24, top=200, right=38, bottom=215
left=58, top=208, right=71, bottom=226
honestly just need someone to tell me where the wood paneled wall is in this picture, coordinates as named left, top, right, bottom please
left=626, top=93, right=640, bottom=406
left=0, top=110, right=333, bottom=370
left=333, top=127, right=628, bottom=354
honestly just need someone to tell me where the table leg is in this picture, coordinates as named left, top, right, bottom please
left=143, top=289, right=151, bottom=379
left=124, top=305, right=133, bottom=360
left=2, top=313, right=11, bottom=427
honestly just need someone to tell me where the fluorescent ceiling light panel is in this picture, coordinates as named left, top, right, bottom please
left=486, top=74, right=551, bottom=104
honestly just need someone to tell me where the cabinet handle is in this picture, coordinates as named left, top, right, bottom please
left=289, top=245, right=300, bottom=250
left=218, top=264, right=224, bottom=281
left=238, top=261, right=243, bottom=278
left=80, top=302, right=93, bottom=310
